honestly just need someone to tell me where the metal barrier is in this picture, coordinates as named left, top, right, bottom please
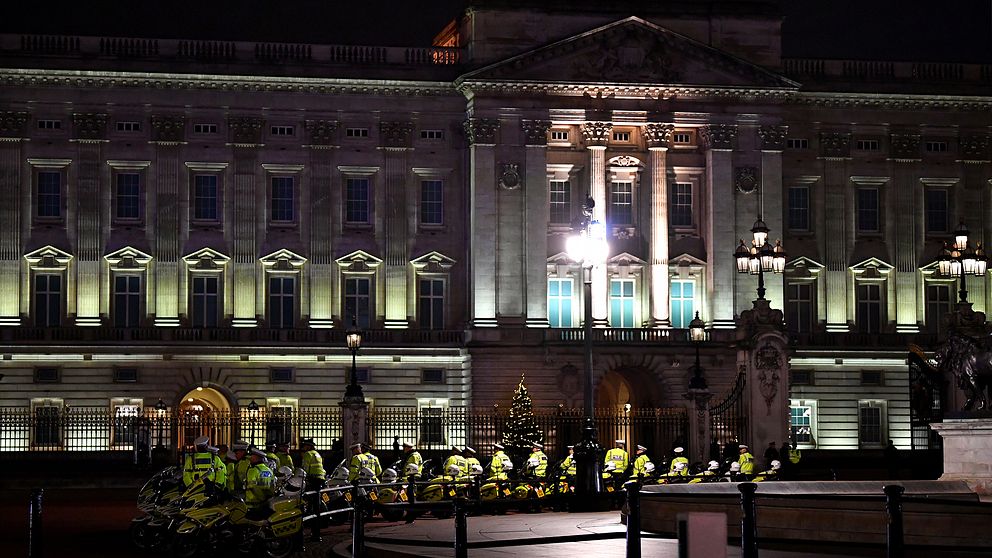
left=28, top=488, right=43, bottom=558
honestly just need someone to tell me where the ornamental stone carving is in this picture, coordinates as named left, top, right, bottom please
left=643, top=123, right=674, bottom=149
left=699, top=124, right=737, bottom=150
left=735, top=166, right=759, bottom=194
left=754, top=341, right=782, bottom=416
left=575, top=33, right=681, bottom=83
left=150, top=115, right=186, bottom=143
left=889, top=133, right=921, bottom=160
left=819, top=132, right=851, bottom=158
left=608, top=155, right=641, bottom=168
left=737, top=298, right=784, bottom=339
left=463, top=118, right=499, bottom=146
left=960, top=134, right=991, bottom=162
left=521, top=120, right=552, bottom=146
left=0, top=111, right=29, bottom=138
left=304, top=119, right=338, bottom=146
left=581, top=121, right=612, bottom=146
left=227, top=116, right=264, bottom=145
left=498, top=163, right=522, bottom=190
left=379, top=121, right=414, bottom=148
left=72, top=113, right=108, bottom=141
left=757, top=125, right=788, bottom=151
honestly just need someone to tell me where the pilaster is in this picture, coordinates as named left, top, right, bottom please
left=465, top=118, right=500, bottom=327
left=961, top=135, right=991, bottom=314
left=228, top=116, right=263, bottom=327
left=582, top=122, right=611, bottom=326
left=645, top=123, right=674, bottom=327
left=380, top=121, right=414, bottom=329
left=700, top=124, right=737, bottom=328
left=150, top=115, right=186, bottom=326
left=305, top=120, right=338, bottom=328
left=820, top=132, right=853, bottom=331
left=522, top=119, right=552, bottom=327
left=891, top=132, right=922, bottom=332
left=0, top=112, right=27, bottom=323
left=758, top=126, right=786, bottom=309
left=71, top=113, right=108, bottom=326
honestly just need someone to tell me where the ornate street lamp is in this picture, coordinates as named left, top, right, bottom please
left=247, top=399, right=259, bottom=445
left=344, top=317, right=365, bottom=401
left=941, top=222, right=988, bottom=304
left=735, top=217, right=787, bottom=300
left=154, top=398, right=167, bottom=449
left=688, top=311, right=707, bottom=390
left=565, top=196, right=608, bottom=502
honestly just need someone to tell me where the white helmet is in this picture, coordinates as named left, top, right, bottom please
left=770, top=460, right=782, bottom=470
left=285, top=475, right=304, bottom=493
left=469, top=463, right=484, bottom=476
left=446, top=464, right=461, bottom=477
left=382, top=468, right=398, bottom=483
left=331, top=466, right=350, bottom=481
left=501, top=458, right=514, bottom=471
left=404, top=462, right=421, bottom=476
left=644, top=462, right=656, bottom=473
left=707, top=460, right=720, bottom=471
left=277, top=466, right=293, bottom=480
left=673, top=461, right=687, bottom=471
left=526, top=456, right=539, bottom=468
left=358, top=467, right=376, bottom=482
left=729, top=462, right=741, bottom=473
left=603, top=461, right=617, bottom=473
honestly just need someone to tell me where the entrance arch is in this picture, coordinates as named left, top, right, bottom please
left=596, top=367, right=672, bottom=455
left=177, top=386, right=233, bottom=449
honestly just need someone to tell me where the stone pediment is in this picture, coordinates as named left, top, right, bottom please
left=410, top=251, right=456, bottom=273
left=458, top=17, right=797, bottom=91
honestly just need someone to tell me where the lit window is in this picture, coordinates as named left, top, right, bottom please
left=787, top=186, right=809, bottom=231
left=116, top=173, right=141, bottom=221
left=344, top=276, right=372, bottom=329
left=418, top=278, right=444, bottom=329
left=670, top=280, right=694, bottom=329
left=112, top=403, right=140, bottom=445
left=609, top=279, right=635, bottom=328
left=612, top=131, right=631, bottom=142
left=549, top=180, right=570, bottom=225
left=193, top=175, right=219, bottom=221
left=37, top=171, right=61, bottom=218
left=610, top=182, right=633, bottom=225
left=790, top=404, right=814, bottom=445
left=670, top=183, right=693, bottom=227
left=268, top=276, right=296, bottom=329
left=113, top=275, right=142, bottom=328
left=271, top=177, right=295, bottom=222
left=856, top=188, right=879, bottom=232
left=547, top=278, right=573, bottom=328
left=420, top=180, right=443, bottom=225
left=345, top=178, right=370, bottom=224
left=550, top=130, right=569, bottom=141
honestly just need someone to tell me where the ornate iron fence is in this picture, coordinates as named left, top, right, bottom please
left=710, top=369, right=749, bottom=446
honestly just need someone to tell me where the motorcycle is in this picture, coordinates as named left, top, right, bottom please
left=375, top=467, right=408, bottom=521
left=130, top=474, right=215, bottom=550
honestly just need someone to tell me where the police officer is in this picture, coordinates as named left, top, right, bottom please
left=523, top=442, right=548, bottom=480
left=559, top=445, right=577, bottom=479
left=245, top=448, right=275, bottom=518
left=275, top=440, right=294, bottom=469
left=604, top=439, right=629, bottom=478
left=264, top=440, right=280, bottom=465
left=669, top=446, right=689, bottom=476
left=487, top=443, right=513, bottom=481
left=347, top=442, right=369, bottom=482
left=462, top=447, right=481, bottom=476
left=631, top=445, right=655, bottom=479
left=227, top=440, right=251, bottom=492
left=689, top=460, right=722, bottom=483
left=442, top=445, right=466, bottom=476
left=362, top=443, right=382, bottom=479
left=738, top=444, right=755, bottom=477
left=299, top=437, right=326, bottom=542
left=208, top=444, right=228, bottom=489
left=401, top=441, right=423, bottom=479
left=183, top=436, right=218, bottom=486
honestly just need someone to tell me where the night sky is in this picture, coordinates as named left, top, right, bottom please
left=1, top=0, right=989, bottom=62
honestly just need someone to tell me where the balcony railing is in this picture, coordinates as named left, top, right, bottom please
left=783, top=57, right=992, bottom=84
left=791, top=331, right=939, bottom=349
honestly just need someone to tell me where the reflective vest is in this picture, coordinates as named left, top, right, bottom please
left=670, top=456, right=689, bottom=476
left=348, top=453, right=369, bottom=482
left=302, top=449, right=326, bottom=480
left=443, top=454, right=467, bottom=476
left=182, top=451, right=216, bottom=486
left=525, top=451, right=548, bottom=478
left=211, top=454, right=227, bottom=488
left=234, top=458, right=252, bottom=492
left=738, top=452, right=755, bottom=475
left=488, top=451, right=511, bottom=480
left=632, top=454, right=654, bottom=478
left=365, top=452, right=382, bottom=478
left=402, top=450, right=423, bottom=475
left=561, top=455, right=577, bottom=476
left=465, top=456, right=482, bottom=474
left=245, top=463, right=275, bottom=508
left=788, top=448, right=802, bottom=464
left=604, top=448, right=628, bottom=474
left=276, top=451, right=294, bottom=470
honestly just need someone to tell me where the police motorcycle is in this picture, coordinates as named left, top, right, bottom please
left=131, top=472, right=219, bottom=550
left=718, top=461, right=749, bottom=482
left=511, top=459, right=552, bottom=512
left=317, top=464, right=355, bottom=526
left=688, top=460, right=725, bottom=484
left=654, top=460, right=693, bottom=484
left=375, top=463, right=421, bottom=521
left=130, top=466, right=184, bottom=548
left=753, top=460, right=781, bottom=482
left=419, top=463, right=469, bottom=518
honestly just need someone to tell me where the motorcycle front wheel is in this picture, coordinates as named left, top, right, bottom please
left=263, top=536, right=295, bottom=558
left=128, top=517, right=159, bottom=549
left=171, top=532, right=201, bottom=558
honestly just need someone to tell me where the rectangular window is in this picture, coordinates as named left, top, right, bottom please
left=790, top=370, right=814, bottom=386
left=115, top=173, right=141, bottom=221
left=420, top=180, right=443, bottom=225
left=672, top=132, right=692, bottom=144
left=113, top=275, right=141, bottom=328
left=117, top=121, right=141, bottom=132
left=34, top=405, right=63, bottom=447
left=37, top=171, right=61, bottom=218
left=420, top=129, right=444, bottom=140
left=34, top=274, right=61, bottom=327
left=786, top=282, right=815, bottom=334
left=861, top=371, right=884, bottom=386
left=270, top=125, right=295, bottom=136
left=856, top=283, right=883, bottom=334
left=925, top=141, right=948, bottom=153
left=270, top=177, right=295, bottom=223
left=344, top=277, right=371, bottom=329
left=113, top=368, right=138, bottom=383
left=547, top=278, right=573, bottom=328
left=787, top=186, right=809, bottom=231
left=37, top=119, right=61, bottom=130
left=550, top=130, right=569, bottom=141
left=670, top=182, right=692, bottom=227
left=670, top=280, right=695, bottom=329
left=549, top=180, right=571, bottom=225
left=112, top=404, right=140, bottom=445
left=925, top=283, right=953, bottom=334
left=612, top=131, right=631, bottom=142
left=191, top=276, right=219, bottom=328
left=268, top=276, right=296, bottom=329
left=786, top=138, right=809, bottom=149
left=418, top=278, right=444, bottom=330
left=270, top=368, right=294, bottom=383
left=346, top=127, right=369, bottom=138
left=610, top=182, right=633, bottom=225
left=33, top=367, right=60, bottom=383
left=266, top=406, right=295, bottom=445
left=609, top=279, right=635, bottom=328
left=193, top=123, right=217, bottom=134
left=925, top=188, right=948, bottom=234
left=345, top=177, right=370, bottom=224
left=193, top=174, right=219, bottom=221
left=856, top=188, right=879, bottom=232
left=790, top=405, right=813, bottom=444
left=856, top=139, right=880, bottom=151
left=858, top=401, right=885, bottom=447
left=422, top=369, right=444, bottom=384
left=420, top=406, right=444, bottom=444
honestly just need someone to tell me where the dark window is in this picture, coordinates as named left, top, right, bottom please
left=856, top=283, right=883, bottom=333
left=37, top=119, right=61, bottom=130
left=33, top=368, right=60, bottom=383
left=549, top=180, right=570, bottom=225
left=270, top=368, right=294, bottom=383
left=345, top=178, right=370, bottom=224
left=193, top=175, right=218, bottom=221
left=34, top=274, right=61, bottom=327
left=112, top=405, right=139, bottom=444
left=117, top=121, right=141, bottom=132
left=861, top=371, right=883, bottom=386
left=786, top=282, right=815, bottom=334
left=612, top=131, right=631, bottom=142
left=34, top=406, right=62, bottom=446
left=420, top=180, right=443, bottom=225
left=670, top=183, right=693, bottom=227
left=271, top=177, right=294, bottom=222
left=787, top=186, right=809, bottom=231
left=113, top=275, right=141, bottom=328
left=422, top=369, right=444, bottom=383
left=856, top=188, right=879, bottom=232
left=610, top=182, right=633, bottom=225
left=786, top=138, right=809, bottom=149
left=115, top=173, right=141, bottom=221
left=672, top=132, right=692, bottom=144
left=191, top=276, right=219, bottom=328
left=193, top=123, right=217, bottom=134
left=419, top=278, right=444, bottom=329
left=268, top=276, right=296, bottom=329
left=420, top=130, right=444, bottom=140
left=925, top=141, right=948, bottom=153
left=113, top=368, right=139, bottom=383
left=925, top=283, right=953, bottom=334
left=345, top=277, right=371, bottom=329
left=270, top=125, right=294, bottom=136
left=37, top=171, right=61, bottom=218
left=856, top=139, right=879, bottom=151
left=925, top=189, right=948, bottom=233
left=420, top=407, right=443, bottom=444
left=346, top=128, right=368, bottom=138
left=790, top=370, right=814, bottom=386
left=859, top=404, right=883, bottom=446
left=266, top=406, right=294, bottom=445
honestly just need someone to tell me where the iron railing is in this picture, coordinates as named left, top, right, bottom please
left=710, top=370, right=748, bottom=447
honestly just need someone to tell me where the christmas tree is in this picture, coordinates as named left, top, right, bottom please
left=502, top=374, right=544, bottom=461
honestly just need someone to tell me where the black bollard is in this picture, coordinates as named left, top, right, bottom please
left=454, top=498, right=468, bottom=558
left=738, top=482, right=758, bottom=558
left=28, top=488, right=43, bottom=558
left=352, top=487, right=365, bottom=557
left=625, top=482, right=641, bottom=558
left=883, top=485, right=905, bottom=558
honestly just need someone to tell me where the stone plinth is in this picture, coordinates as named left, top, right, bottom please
left=931, top=418, right=992, bottom=497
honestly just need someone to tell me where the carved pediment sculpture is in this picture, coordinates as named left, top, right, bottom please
left=305, top=119, right=338, bottom=146
left=151, top=115, right=186, bottom=143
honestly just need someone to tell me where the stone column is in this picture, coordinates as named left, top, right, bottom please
left=581, top=122, right=611, bottom=326
left=737, top=299, right=790, bottom=458
left=820, top=132, right=853, bottom=331
left=496, top=157, right=525, bottom=325
left=465, top=118, right=500, bottom=327
left=889, top=133, right=923, bottom=332
left=645, top=123, right=674, bottom=327
left=0, top=112, right=28, bottom=324
left=305, top=120, right=338, bottom=328
left=228, top=116, right=263, bottom=327
left=71, top=113, right=108, bottom=326
left=961, top=133, right=992, bottom=313
left=758, top=126, right=787, bottom=309
left=700, top=124, right=737, bottom=329
left=380, top=121, right=414, bottom=329
left=683, top=388, right=713, bottom=464
left=522, top=119, right=552, bottom=327
left=340, top=400, right=370, bottom=448
left=150, top=115, right=186, bottom=326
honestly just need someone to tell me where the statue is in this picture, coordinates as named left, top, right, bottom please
left=934, top=334, right=992, bottom=411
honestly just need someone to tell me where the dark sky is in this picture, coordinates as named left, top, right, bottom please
left=1, top=1, right=990, bottom=62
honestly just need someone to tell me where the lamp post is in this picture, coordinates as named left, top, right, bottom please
left=734, top=217, right=786, bottom=300
left=939, top=222, right=988, bottom=304
left=154, top=398, right=167, bottom=449
left=247, top=399, right=259, bottom=445
left=688, top=312, right=707, bottom=390
left=566, top=196, right=609, bottom=502
left=344, top=317, right=365, bottom=402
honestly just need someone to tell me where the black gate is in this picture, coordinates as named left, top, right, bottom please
left=908, top=347, right=945, bottom=451
left=709, top=369, right=748, bottom=447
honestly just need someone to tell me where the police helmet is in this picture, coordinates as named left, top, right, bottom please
left=249, top=447, right=267, bottom=459
left=644, top=462, right=656, bottom=473
left=771, top=460, right=782, bottom=470
left=358, top=466, right=376, bottom=482
left=673, top=461, right=687, bottom=471
left=526, top=456, right=539, bottom=468
left=469, top=463, right=484, bottom=476
left=673, top=446, right=685, bottom=454
left=603, top=461, right=617, bottom=472
left=404, top=462, right=421, bottom=476
left=332, top=466, right=350, bottom=481
left=445, top=463, right=461, bottom=477
left=285, top=475, right=304, bottom=493
left=707, top=460, right=721, bottom=471
left=382, top=468, right=398, bottom=483
left=729, top=462, right=741, bottom=472
left=277, top=465, right=293, bottom=480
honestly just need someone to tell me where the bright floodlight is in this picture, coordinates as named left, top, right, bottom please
left=568, top=220, right=609, bottom=266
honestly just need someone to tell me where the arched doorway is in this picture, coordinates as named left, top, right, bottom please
left=177, top=386, right=233, bottom=450
left=596, top=368, right=682, bottom=458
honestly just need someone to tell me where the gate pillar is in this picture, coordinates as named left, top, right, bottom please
left=737, top=298, right=791, bottom=460
left=340, top=400, right=370, bottom=450
left=683, top=388, right=713, bottom=464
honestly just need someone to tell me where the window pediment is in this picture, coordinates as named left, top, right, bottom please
left=183, top=247, right=231, bottom=271
left=851, top=258, right=893, bottom=281
left=410, top=251, right=456, bottom=273
left=260, top=248, right=306, bottom=272
left=104, top=246, right=152, bottom=271
left=336, top=250, right=382, bottom=273
left=24, top=245, right=72, bottom=270
left=786, top=256, right=824, bottom=279
left=609, top=252, right=647, bottom=268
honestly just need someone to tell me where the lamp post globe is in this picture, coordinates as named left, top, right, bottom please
left=344, top=317, right=365, bottom=401
left=735, top=216, right=786, bottom=301
left=688, top=312, right=707, bottom=390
